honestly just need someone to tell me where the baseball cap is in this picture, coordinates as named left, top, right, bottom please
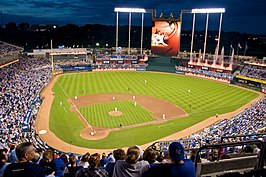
left=169, top=142, right=185, bottom=161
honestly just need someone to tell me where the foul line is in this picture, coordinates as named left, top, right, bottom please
left=55, top=78, right=94, bottom=132
left=62, top=106, right=67, bottom=113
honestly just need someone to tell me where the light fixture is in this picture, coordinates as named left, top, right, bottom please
left=114, top=8, right=146, bottom=13
left=191, top=8, right=225, bottom=13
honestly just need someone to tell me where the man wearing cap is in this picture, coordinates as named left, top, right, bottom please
left=143, top=142, right=196, bottom=177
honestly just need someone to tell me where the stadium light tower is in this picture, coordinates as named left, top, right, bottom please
left=181, top=8, right=225, bottom=62
left=114, top=7, right=154, bottom=54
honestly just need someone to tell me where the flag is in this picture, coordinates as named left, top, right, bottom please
left=244, top=42, right=248, bottom=51
left=214, top=45, right=219, bottom=63
left=244, top=42, right=248, bottom=56
left=238, top=43, right=242, bottom=49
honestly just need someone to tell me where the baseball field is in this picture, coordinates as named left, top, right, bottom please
left=48, top=71, right=259, bottom=149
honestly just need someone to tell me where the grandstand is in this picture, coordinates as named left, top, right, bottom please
left=0, top=48, right=265, bottom=176
left=94, top=53, right=148, bottom=71
left=235, top=61, right=266, bottom=93
left=0, top=41, right=22, bottom=67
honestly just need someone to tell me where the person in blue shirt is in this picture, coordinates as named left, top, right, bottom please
left=3, top=142, right=45, bottom=177
left=143, top=142, right=196, bottom=177
left=53, top=153, right=68, bottom=177
left=0, top=149, right=9, bottom=176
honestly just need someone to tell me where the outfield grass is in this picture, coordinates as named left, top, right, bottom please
left=50, top=72, right=259, bottom=149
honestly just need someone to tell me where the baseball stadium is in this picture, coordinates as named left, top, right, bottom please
left=0, top=7, right=266, bottom=177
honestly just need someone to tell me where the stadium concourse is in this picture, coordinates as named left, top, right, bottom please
left=0, top=43, right=266, bottom=176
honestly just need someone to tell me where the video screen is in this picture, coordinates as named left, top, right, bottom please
left=151, top=20, right=180, bottom=56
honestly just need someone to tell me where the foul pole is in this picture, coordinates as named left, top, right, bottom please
left=50, top=39, right=54, bottom=76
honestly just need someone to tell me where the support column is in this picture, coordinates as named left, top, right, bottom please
left=203, top=13, right=209, bottom=61
left=190, top=13, right=196, bottom=63
left=128, top=13, right=131, bottom=55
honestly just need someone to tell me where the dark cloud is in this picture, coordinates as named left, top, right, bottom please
left=1, top=0, right=266, bottom=34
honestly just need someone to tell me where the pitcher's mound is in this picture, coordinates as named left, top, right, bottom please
left=109, top=111, right=122, bottom=116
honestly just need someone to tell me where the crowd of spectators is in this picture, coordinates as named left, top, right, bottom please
left=95, top=54, right=139, bottom=60
left=0, top=57, right=51, bottom=152
left=176, top=66, right=233, bottom=80
left=0, top=42, right=23, bottom=65
left=239, top=65, right=266, bottom=81
left=0, top=42, right=22, bottom=56
left=1, top=131, right=264, bottom=177
left=185, top=97, right=266, bottom=149
left=96, top=64, right=147, bottom=70
left=0, top=141, right=196, bottom=177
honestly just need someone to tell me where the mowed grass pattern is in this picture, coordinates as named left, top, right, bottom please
left=50, top=72, right=259, bottom=149
left=79, top=100, right=154, bottom=128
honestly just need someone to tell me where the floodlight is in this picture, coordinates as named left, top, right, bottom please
left=191, top=8, right=225, bottom=13
left=114, top=7, right=146, bottom=13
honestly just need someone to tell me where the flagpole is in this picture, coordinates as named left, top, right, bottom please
left=237, top=42, right=242, bottom=58
left=229, top=41, right=232, bottom=56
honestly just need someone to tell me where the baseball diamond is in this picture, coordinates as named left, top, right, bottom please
left=36, top=71, right=262, bottom=154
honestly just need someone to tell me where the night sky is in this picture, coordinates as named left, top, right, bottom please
left=1, top=0, right=266, bottom=34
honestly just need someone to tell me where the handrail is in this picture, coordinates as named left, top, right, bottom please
left=195, top=140, right=265, bottom=171
left=221, top=133, right=266, bottom=142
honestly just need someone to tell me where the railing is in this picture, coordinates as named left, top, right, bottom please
left=195, top=140, right=265, bottom=176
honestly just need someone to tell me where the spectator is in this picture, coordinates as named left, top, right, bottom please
left=8, top=145, right=17, bottom=163
left=156, top=154, right=164, bottom=163
left=39, top=150, right=56, bottom=176
left=75, top=153, right=108, bottom=177
left=143, top=148, right=157, bottom=164
left=100, top=153, right=107, bottom=169
left=105, top=149, right=126, bottom=177
left=208, top=149, right=219, bottom=162
left=32, top=152, right=41, bottom=164
left=77, top=153, right=90, bottom=168
left=113, top=146, right=149, bottom=177
left=189, top=149, right=200, bottom=163
left=68, top=155, right=83, bottom=177
left=3, top=142, right=45, bottom=177
left=54, top=153, right=68, bottom=177
left=0, top=149, right=8, bottom=176
left=143, top=142, right=196, bottom=177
